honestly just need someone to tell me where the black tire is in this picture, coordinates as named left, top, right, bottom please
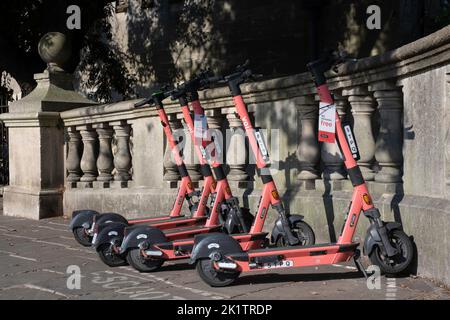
left=96, top=243, right=128, bottom=267
left=369, top=229, right=414, bottom=275
left=276, top=221, right=315, bottom=247
left=196, top=258, right=240, bottom=287
left=72, top=227, right=93, bottom=247
left=126, top=248, right=164, bottom=272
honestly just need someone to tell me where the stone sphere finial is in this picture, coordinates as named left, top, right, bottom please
left=38, top=32, right=71, bottom=72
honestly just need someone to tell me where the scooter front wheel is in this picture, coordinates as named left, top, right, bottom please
left=276, top=221, right=315, bottom=247
left=126, top=248, right=164, bottom=272
left=97, top=244, right=128, bottom=267
left=196, top=259, right=240, bottom=287
left=72, top=227, right=93, bottom=247
left=369, top=229, right=414, bottom=275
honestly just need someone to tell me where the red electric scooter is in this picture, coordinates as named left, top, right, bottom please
left=189, top=55, right=414, bottom=287
left=117, top=68, right=315, bottom=273
left=69, top=88, right=214, bottom=247
left=93, top=77, right=254, bottom=269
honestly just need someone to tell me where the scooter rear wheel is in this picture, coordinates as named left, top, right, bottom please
left=127, top=248, right=164, bottom=272
left=369, top=230, right=414, bottom=275
left=97, top=243, right=128, bottom=267
left=196, top=259, right=240, bottom=287
left=276, top=221, right=315, bottom=247
left=73, top=227, right=93, bottom=247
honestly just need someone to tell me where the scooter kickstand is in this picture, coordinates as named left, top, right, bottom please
left=353, top=249, right=368, bottom=279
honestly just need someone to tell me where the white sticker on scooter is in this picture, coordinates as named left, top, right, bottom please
left=136, top=234, right=148, bottom=240
left=207, top=243, right=220, bottom=249
left=262, top=260, right=294, bottom=269
left=108, top=231, right=118, bottom=237
left=344, top=125, right=359, bottom=159
left=255, top=130, right=269, bottom=160
left=318, top=102, right=336, bottom=143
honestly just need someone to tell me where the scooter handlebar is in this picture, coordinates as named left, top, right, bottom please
left=134, top=98, right=153, bottom=108
left=199, top=75, right=225, bottom=88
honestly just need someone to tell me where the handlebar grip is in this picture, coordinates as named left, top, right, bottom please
left=207, top=75, right=224, bottom=83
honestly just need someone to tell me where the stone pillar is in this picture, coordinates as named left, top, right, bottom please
left=0, top=32, right=95, bottom=219
left=177, top=113, right=201, bottom=182
left=111, top=121, right=132, bottom=183
left=223, top=107, right=249, bottom=182
left=297, top=96, right=320, bottom=183
left=163, top=114, right=182, bottom=185
left=343, top=87, right=376, bottom=181
left=77, top=125, right=98, bottom=188
left=369, top=81, right=404, bottom=183
left=78, top=125, right=98, bottom=185
left=66, top=126, right=83, bottom=186
left=94, top=123, right=114, bottom=184
left=321, top=93, right=348, bottom=180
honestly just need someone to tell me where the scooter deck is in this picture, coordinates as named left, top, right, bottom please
left=162, top=224, right=223, bottom=241
left=160, top=232, right=269, bottom=249
left=129, top=215, right=187, bottom=224
left=229, top=242, right=359, bottom=261
left=146, top=216, right=207, bottom=229
left=143, top=232, right=269, bottom=261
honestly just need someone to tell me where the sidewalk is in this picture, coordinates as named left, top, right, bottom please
left=0, top=206, right=449, bottom=300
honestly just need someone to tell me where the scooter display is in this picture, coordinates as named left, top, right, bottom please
left=93, top=76, right=254, bottom=270
left=69, top=90, right=212, bottom=248
left=189, top=54, right=414, bottom=287
left=114, top=66, right=315, bottom=273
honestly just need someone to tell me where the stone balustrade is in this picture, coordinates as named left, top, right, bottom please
left=59, top=43, right=415, bottom=195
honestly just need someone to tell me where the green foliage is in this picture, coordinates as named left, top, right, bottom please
left=78, top=3, right=136, bottom=102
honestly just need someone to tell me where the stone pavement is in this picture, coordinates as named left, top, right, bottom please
left=0, top=213, right=448, bottom=300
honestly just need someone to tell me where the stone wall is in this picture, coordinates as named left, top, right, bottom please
left=60, top=25, right=450, bottom=286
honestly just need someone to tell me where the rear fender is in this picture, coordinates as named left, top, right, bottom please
left=69, top=210, right=99, bottom=230
left=119, top=226, right=167, bottom=254
left=270, top=214, right=305, bottom=243
left=189, top=233, right=244, bottom=264
left=92, top=222, right=128, bottom=249
left=94, top=213, right=129, bottom=226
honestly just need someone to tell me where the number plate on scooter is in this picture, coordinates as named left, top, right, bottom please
left=262, top=260, right=294, bottom=269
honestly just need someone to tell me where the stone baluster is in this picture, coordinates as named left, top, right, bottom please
left=66, top=126, right=83, bottom=186
left=178, top=113, right=202, bottom=182
left=163, top=114, right=182, bottom=184
left=111, top=121, right=132, bottom=183
left=205, top=109, right=224, bottom=164
left=94, top=123, right=114, bottom=184
left=78, top=125, right=98, bottom=185
left=369, top=81, right=404, bottom=183
left=297, top=96, right=320, bottom=185
left=223, top=107, right=249, bottom=182
left=321, top=92, right=348, bottom=180
left=342, top=87, right=376, bottom=181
